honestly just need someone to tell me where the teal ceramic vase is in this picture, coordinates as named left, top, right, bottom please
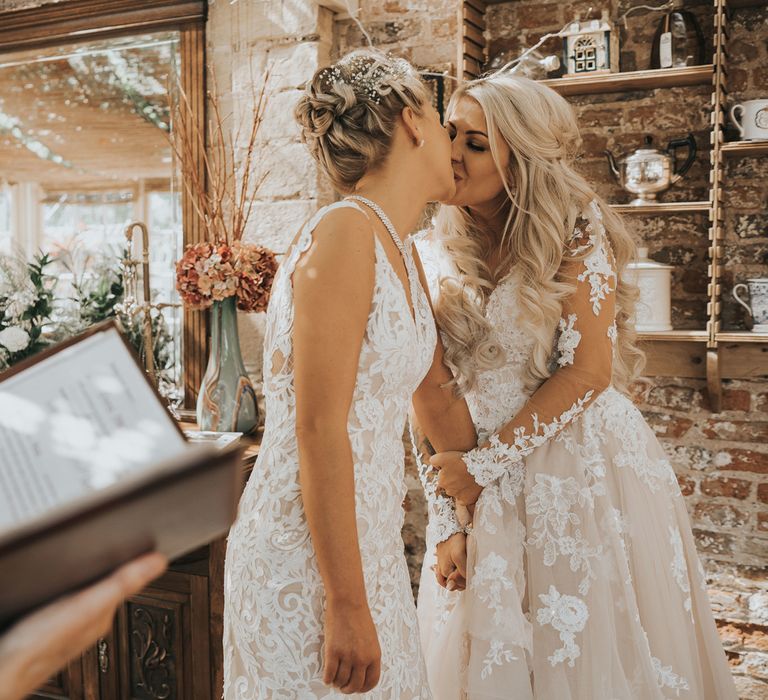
left=196, top=295, right=258, bottom=434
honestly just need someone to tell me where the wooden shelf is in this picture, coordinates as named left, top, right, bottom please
left=716, top=331, right=768, bottom=343
left=611, top=202, right=711, bottom=215
left=720, top=140, right=768, bottom=157
left=539, top=65, right=714, bottom=96
left=638, top=330, right=709, bottom=342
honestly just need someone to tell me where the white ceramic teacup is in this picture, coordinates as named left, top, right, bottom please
left=729, top=99, right=768, bottom=141
left=733, top=278, right=768, bottom=333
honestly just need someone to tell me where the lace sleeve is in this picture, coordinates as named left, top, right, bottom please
left=409, top=418, right=465, bottom=544
left=464, top=203, right=618, bottom=487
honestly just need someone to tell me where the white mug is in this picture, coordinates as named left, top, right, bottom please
left=729, top=99, right=768, bottom=141
left=733, top=278, right=768, bottom=333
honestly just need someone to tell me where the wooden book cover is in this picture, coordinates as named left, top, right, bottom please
left=0, top=320, right=244, bottom=629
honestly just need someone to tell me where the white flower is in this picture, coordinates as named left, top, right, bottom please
left=5, top=287, right=36, bottom=318
left=0, top=326, right=30, bottom=353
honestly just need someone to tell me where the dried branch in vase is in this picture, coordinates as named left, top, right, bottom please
left=168, top=70, right=270, bottom=245
left=170, top=71, right=278, bottom=313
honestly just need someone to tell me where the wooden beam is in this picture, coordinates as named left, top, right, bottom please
left=0, top=0, right=205, bottom=52
left=179, top=22, right=208, bottom=408
left=640, top=340, right=707, bottom=379
left=719, top=342, right=768, bottom=379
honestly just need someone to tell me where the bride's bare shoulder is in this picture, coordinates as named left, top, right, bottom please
left=293, top=203, right=376, bottom=287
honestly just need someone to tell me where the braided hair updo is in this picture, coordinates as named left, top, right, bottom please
left=295, top=49, right=430, bottom=193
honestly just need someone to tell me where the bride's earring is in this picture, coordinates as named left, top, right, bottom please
left=417, top=138, right=425, bottom=148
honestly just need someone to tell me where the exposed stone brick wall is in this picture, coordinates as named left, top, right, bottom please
left=334, top=0, right=457, bottom=66
left=483, top=2, right=768, bottom=697
left=205, top=1, right=335, bottom=410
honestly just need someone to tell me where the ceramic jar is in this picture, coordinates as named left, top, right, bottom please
left=626, top=247, right=674, bottom=332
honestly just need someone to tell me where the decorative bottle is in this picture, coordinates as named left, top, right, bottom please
left=650, top=0, right=705, bottom=69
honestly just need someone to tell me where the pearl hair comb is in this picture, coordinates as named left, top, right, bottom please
left=319, top=55, right=412, bottom=104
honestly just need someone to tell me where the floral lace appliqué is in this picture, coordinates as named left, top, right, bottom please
left=471, top=552, right=516, bottom=626
left=669, top=525, right=693, bottom=616
left=557, top=313, right=582, bottom=367
left=481, top=639, right=518, bottom=680
left=464, top=392, right=594, bottom=489
left=577, top=238, right=617, bottom=316
left=526, top=473, right=603, bottom=595
left=652, top=655, right=691, bottom=696
left=536, top=585, right=589, bottom=668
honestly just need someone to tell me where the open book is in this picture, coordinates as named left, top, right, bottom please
left=0, top=320, right=244, bottom=629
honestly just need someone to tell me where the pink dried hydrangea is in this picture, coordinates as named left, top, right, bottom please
left=232, top=241, right=278, bottom=313
left=175, top=241, right=277, bottom=312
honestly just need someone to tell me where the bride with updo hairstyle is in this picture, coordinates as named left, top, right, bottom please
left=223, top=49, right=477, bottom=698
left=294, top=50, right=435, bottom=194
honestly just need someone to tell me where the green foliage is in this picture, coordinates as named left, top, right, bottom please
left=0, top=246, right=176, bottom=394
left=0, top=251, right=57, bottom=369
left=63, top=246, right=175, bottom=381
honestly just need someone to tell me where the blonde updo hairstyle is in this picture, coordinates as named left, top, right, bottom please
left=435, top=73, right=644, bottom=395
left=295, top=49, right=431, bottom=193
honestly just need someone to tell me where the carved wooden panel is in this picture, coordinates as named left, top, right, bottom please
left=126, top=598, right=182, bottom=698
left=114, top=571, right=210, bottom=700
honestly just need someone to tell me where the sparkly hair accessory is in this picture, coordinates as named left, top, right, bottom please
left=320, top=55, right=411, bottom=104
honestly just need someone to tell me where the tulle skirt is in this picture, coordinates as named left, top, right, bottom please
left=418, top=389, right=737, bottom=700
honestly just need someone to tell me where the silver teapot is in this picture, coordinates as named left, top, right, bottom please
left=605, top=134, right=696, bottom=206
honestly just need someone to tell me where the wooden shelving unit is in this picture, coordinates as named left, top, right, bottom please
left=611, top=202, right=711, bottom=214
left=540, top=65, right=714, bottom=96
left=459, top=0, right=768, bottom=410
left=717, top=331, right=768, bottom=343
left=638, top=330, right=710, bottom=342
left=720, top=140, right=768, bottom=157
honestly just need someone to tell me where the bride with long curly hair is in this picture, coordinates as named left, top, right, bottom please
left=415, top=72, right=737, bottom=699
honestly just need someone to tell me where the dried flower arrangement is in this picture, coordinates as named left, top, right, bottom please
left=170, top=74, right=278, bottom=312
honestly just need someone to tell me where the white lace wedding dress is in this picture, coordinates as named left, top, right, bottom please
left=224, top=201, right=435, bottom=699
left=415, top=201, right=737, bottom=700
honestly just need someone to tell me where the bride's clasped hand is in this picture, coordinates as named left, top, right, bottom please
left=430, top=451, right=483, bottom=507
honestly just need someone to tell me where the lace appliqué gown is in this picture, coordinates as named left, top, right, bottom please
left=224, top=201, right=435, bottom=699
left=415, top=201, right=737, bottom=700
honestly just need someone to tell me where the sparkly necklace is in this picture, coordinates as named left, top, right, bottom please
left=346, top=195, right=407, bottom=259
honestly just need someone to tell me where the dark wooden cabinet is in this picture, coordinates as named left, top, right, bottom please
left=29, top=540, right=226, bottom=700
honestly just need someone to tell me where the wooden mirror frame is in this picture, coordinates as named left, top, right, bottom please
left=0, top=0, right=208, bottom=407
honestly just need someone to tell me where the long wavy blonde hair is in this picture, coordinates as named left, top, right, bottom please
left=435, top=73, right=644, bottom=395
